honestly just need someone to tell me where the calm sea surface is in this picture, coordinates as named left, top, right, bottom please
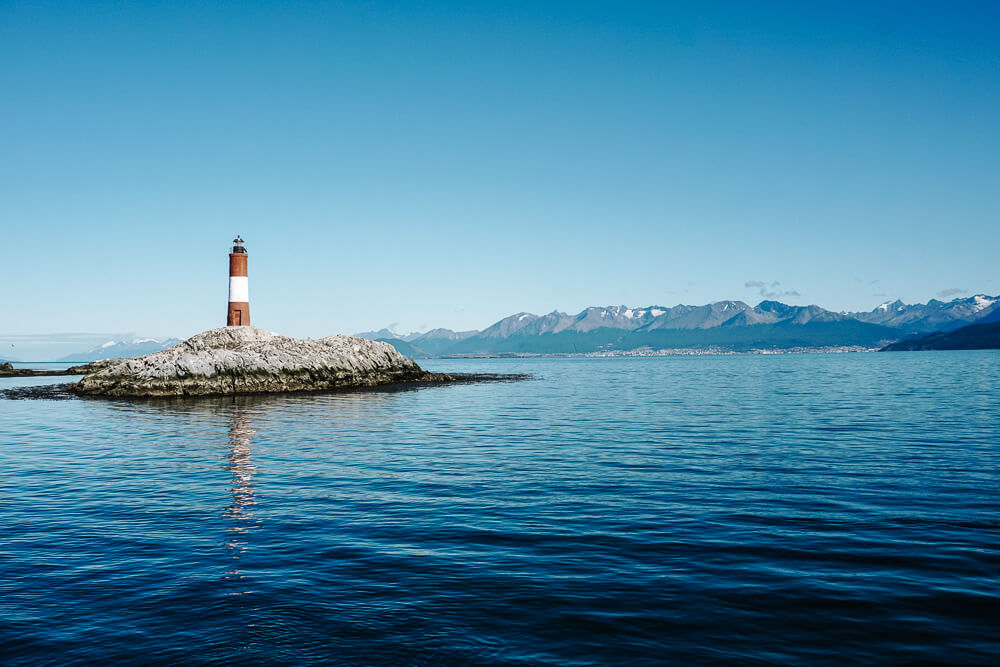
left=2, top=353, right=999, bottom=664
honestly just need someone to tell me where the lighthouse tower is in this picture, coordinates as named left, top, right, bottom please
left=227, top=236, right=250, bottom=327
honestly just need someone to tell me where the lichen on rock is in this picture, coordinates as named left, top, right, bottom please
left=70, top=326, right=449, bottom=397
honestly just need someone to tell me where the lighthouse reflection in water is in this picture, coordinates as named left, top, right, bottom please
left=223, top=404, right=259, bottom=596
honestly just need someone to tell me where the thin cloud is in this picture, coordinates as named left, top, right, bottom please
left=745, top=280, right=800, bottom=299
left=936, top=287, right=966, bottom=298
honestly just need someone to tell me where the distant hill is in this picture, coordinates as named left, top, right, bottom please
left=406, top=329, right=478, bottom=355
left=881, top=322, right=1000, bottom=351
left=56, top=337, right=181, bottom=362
left=374, top=338, right=428, bottom=359
left=974, top=308, right=1000, bottom=325
left=357, top=328, right=477, bottom=356
left=355, top=328, right=412, bottom=341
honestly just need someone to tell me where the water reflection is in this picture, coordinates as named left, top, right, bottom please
left=223, top=403, right=259, bottom=595
left=96, top=386, right=409, bottom=433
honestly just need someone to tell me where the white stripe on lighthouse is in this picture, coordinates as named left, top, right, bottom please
left=229, top=276, right=249, bottom=302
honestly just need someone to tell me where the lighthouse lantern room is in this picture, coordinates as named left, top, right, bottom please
left=227, top=236, right=250, bottom=327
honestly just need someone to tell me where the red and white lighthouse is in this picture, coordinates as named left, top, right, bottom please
left=227, top=236, right=250, bottom=327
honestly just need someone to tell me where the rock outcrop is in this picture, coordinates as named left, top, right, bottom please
left=0, top=360, right=110, bottom=378
left=71, top=327, right=451, bottom=397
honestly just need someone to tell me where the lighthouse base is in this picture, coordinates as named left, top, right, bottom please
left=227, top=302, right=250, bottom=327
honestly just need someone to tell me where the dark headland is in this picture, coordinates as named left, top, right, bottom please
left=880, top=321, right=1000, bottom=351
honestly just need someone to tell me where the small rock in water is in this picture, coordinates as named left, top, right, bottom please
left=70, top=326, right=450, bottom=397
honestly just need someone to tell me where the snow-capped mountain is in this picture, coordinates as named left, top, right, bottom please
left=475, top=301, right=851, bottom=339
left=56, top=337, right=181, bottom=362
left=850, top=294, right=1000, bottom=332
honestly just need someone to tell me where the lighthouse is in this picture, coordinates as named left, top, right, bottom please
left=227, top=236, right=250, bottom=327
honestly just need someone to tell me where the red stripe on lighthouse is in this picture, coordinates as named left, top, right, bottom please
left=229, top=253, right=248, bottom=277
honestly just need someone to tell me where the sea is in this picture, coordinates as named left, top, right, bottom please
left=2, top=352, right=998, bottom=664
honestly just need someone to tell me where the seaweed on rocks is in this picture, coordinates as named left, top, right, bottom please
left=1, top=374, right=531, bottom=401
left=0, top=383, right=77, bottom=400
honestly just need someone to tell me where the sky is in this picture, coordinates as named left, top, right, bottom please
left=1, top=0, right=998, bottom=342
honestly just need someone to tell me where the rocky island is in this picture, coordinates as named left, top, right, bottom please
left=70, top=327, right=454, bottom=397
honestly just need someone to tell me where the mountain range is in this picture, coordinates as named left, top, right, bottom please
left=851, top=294, right=1000, bottom=332
left=56, top=337, right=182, bottom=362
left=358, top=294, right=1000, bottom=357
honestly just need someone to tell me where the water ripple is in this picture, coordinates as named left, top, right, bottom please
left=1, top=352, right=999, bottom=663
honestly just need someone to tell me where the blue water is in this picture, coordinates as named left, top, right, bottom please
left=2, top=353, right=999, bottom=664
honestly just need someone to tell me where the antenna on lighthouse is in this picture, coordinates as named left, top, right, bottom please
left=227, top=236, right=250, bottom=326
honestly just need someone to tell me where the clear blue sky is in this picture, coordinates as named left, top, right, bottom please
left=2, top=1, right=997, bottom=339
